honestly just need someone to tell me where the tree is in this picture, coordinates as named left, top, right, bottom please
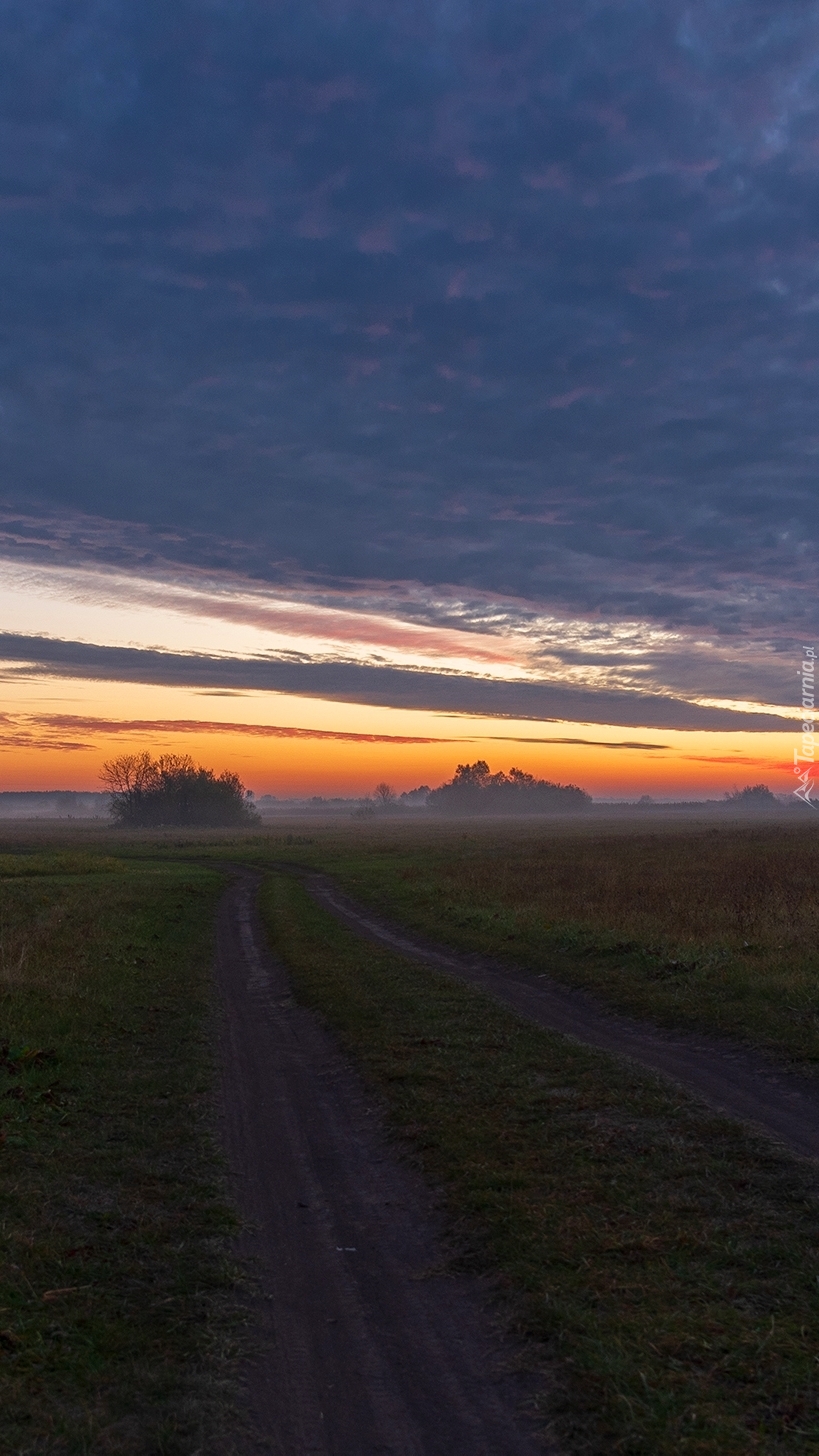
left=451, top=761, right=491, bottom=790
left=373, top=782, right=397, bottom=807
left=100, top=752, right=159, bottom=821
left=101, top=753, right=259, bottom=828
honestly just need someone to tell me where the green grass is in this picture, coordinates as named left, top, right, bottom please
left=5, top=816, right=819, bottom=1451
left=0, top=852, right=126, bottom=878
left=0, top=856, right=240, bottom=1455
left=249, top=818, right=819, bottom=1065
left=261, top=869, right=819, bottom=1456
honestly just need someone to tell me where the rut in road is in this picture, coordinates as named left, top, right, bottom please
left=216, top=869, right=552, bottom=1456
left=292, top=867, right=819, bottom=1166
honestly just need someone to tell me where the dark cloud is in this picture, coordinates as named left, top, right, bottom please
left=0, top=632, right=791, bottom=731
left=1, top=1, right=818, bottom=644
left=0, top=712, right=670, bottom=753
left=487, top=736, right=669, bottom=750
left=14, top=712, right=444, bottom=746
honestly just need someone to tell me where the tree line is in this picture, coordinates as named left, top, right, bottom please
left=427, top=761, right=590, bottom=814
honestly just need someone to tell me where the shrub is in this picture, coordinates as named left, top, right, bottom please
left=101, top=753, right=260, bottom=828
left=723, top=784, right=778, bottom=807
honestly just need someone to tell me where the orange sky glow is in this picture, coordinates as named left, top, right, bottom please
left=0, top=672, right=798, bottom=800
left=0, top=560, right=805, bottom=802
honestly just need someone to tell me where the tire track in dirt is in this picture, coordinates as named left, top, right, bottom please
left=216, top=869, right=553, bottom=1455
left=294, top=867, right=819, bottom=1165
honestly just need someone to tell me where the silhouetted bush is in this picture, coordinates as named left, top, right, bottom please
left=723, top=784, right=778, bottom=808
left=101, top=752, right=259, bottom=828
left=427, top=761, right=591, bottom=815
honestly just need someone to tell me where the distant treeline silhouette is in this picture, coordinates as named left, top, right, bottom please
left=427, top=761, right=591, bottom=815
left=101, top=753, right=259, bottom=828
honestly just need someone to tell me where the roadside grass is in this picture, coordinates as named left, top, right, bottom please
left=0, top=856, right=240, bottom=1455
left=261, top=870, right=819, bottom=1455
left=263, top=818, right=819, bottom=1066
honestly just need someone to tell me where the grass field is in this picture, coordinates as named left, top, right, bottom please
left=3, top=813, right=819, bottom=1454
left=261, top=867, right=819, bottom=1455
left=0, top=848, right=239, bottom=1455
left=247, top=814, right=819, bottom=1066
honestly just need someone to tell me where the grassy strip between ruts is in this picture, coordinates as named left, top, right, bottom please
left=0, top=857, right=240, bottom=1456
left=261, top=870, right=819, bottom=1456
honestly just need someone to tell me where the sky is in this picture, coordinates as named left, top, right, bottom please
left=0, top=0, right=816, bottom=799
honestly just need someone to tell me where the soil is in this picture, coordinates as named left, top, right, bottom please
left=297, top=867, right=819, bottom=1165
left=215, top=869, right=554, bottom=1455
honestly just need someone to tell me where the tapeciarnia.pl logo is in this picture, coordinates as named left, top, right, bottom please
left=794, top=646, right=816, bottom=807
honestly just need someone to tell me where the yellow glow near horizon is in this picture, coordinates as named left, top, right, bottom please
left=0, top=670, right=797, bottom=798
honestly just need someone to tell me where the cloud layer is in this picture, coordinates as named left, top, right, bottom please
left=1, top=0, right=816, bottom=727
left=0, top=631, right=791, bottom=732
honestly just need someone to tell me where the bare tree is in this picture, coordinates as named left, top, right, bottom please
left=373, top=782, right=396, bottom=806
left=100, top=752, right=157, bottom=817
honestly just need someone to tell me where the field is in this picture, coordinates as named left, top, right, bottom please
left=0, top=845, right=240, bottom=1455
left=261, top=868, right=819, bottom=1454
left=2, top=812, right=819, bottom=1453
left=252, top=813, right=819, bottom=1065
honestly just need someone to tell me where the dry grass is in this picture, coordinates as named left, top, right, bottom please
left=434, top=824, right=819, bottom=948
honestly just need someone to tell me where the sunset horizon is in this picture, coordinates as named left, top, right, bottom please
left=0, top=0, right=814, bottom=810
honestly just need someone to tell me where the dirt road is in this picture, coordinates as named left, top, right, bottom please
left=215, top=869, right=551, bottom=1456
left=298, top=868, right=819, bottom=1165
